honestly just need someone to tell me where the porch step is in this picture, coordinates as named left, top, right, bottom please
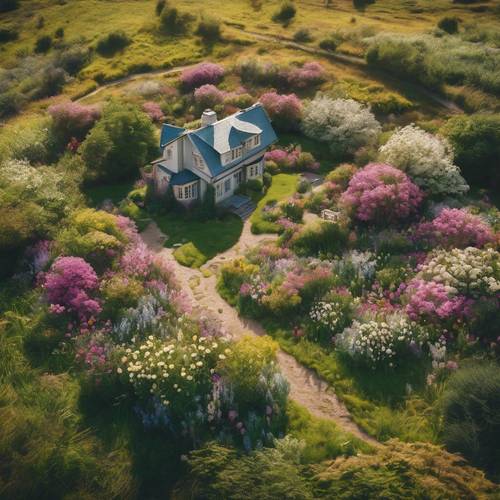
left=232, top=200, right=256, bottom=220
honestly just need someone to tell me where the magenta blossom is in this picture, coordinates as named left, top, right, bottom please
left=340, top=163, right=423, bottom=223
left=142, top=101, right=164, bottom=122
left=193, top=84, right=225, bottom=108
left=181, top=62, right=224, bottom=90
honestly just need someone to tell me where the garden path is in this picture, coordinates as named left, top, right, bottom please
left=141, top=220, right=379, bottom=445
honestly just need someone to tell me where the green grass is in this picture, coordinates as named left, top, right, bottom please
left=155, top=212, right=243, bottom=267
left=250, top=173, right=299, bottom=234
left=84, top=180, right=136, bottom=207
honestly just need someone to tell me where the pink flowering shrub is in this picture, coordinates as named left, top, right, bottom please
left=142, top=101, right=164, bottom=122
left=180, top=62, right=224, bottom=90
left=287, top=62, right=326, bottom=89
left=48, top=101, right=101, bottom=143
left=265, top=145, right=318, bottom=173
left=193, top=84, right=225, bottom=108
left=120, top=241, right=154, bottom=278
left=340, top=163, right=423, bottom=224
left=260, top=91, right=302, bottom=131
left=405, top=279, right=470, bottom=323
left=415, top=208, right=495, bottom=249
left=43, top=256, right=101, bottom=319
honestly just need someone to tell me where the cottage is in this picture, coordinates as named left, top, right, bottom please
left=151, top=103, right=277, bottom=206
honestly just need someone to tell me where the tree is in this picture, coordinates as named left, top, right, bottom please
left=80, top=102, right=157, bottom=183
left=272, top=1, right=297, bottom=25
left=378, top=124, right=469, bottom=196
left=438, top=16, right=459, bottom=34
left=200, top=184, right=216, bottom=220
left=302, top=95, right=381, bottom=157
left=34, top=35, right=52, bottom=54
left=159, top=7, right=193, bottom=35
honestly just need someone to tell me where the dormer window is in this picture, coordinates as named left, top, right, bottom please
left=231, top=146, right=243, bottom=161
left=193, top=152, right=204, bottom=169
left=253, top=134, right=261, bottom=147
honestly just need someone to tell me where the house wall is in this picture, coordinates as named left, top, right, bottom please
left=183, top=139, right=212, bottom=181
left=154, top=165, right=171, bottom=195
left=174, top=180, right=200, bottom=207
left=162, top=138, right=182, bottom=173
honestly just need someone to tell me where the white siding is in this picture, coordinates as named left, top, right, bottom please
left=162, top=138, right=181, bottom=173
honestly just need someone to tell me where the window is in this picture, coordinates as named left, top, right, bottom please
left=253, top=135, right=260, bottom=147
left=216, top=183, right=222, bottom=198
left=224, top=178, right=231, bottom=193
left=166, top=148, right=172, bottom=160
left=231, top=147, right=242, bottom=161
left=193, top=153, right=203, bottom=169
left=234, top=170, right=243, bottom=185
left=177, top=186, right=183, bottom=199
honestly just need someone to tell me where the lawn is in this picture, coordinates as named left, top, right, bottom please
left=155, top=212, right=243, bottom=267
left=250, top=173, right=299, bottom=234
left=84, top=180, right=137, bottom=207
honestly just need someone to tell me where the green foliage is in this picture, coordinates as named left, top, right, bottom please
left=325, top=163, right=357, bottom=189
left=438, top=16, right=459, bottom=34
left=0, top=0, right=19, bottom=12
left=217, top=258, right=259, bottom=305
left=173, top=241, right=207, bottom=268
left=441, top=363, right=500, bottom=476
left=291, top=221, right=350, bottom=258
left=272, top=1, right=297, bottom=25
left=0, top=27, right=18, bottom=43
left=34, top=35, right=52, bottom=54
left=156, top=0, right=166, bottom=16
left=96, top=30, right=131, bottom=56
left=160, top=7, right=193, bottom=35
left=173, top=441, right=313, bottom=500
left=319, top=37, right=337, bottom=52
left=310, top=439, right=497, bottom=499
left=81, top=101, right=157, bottom=183
left=442, top=113, right=500, bottom=188
left=293, top=28, right=313, bottom=43
left=195, top=17, right=221, bottom=42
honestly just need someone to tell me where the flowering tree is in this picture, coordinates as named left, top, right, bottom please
left=287, top=61, right=326, bottom=89
left=302, top=96, right=381, bottom=155
left=260, top=91, right=302, bottom=131
left=340, top=163, right=423, bottom=223
left=180, top=62, right=224, bottom=90
left=194, top=84, right=225, bottom=109
left=415, top=208, right=495, bottom=249
left=378, top=124, right=468, bottom=197
left=43, top=256, right=101, bottom=319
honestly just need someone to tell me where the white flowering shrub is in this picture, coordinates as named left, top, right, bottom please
left=378, top=124, right=468, bottom=196
left=418, top=247, right=500, bottom=297
left=302, top=96, right=381, bottom=155
left=336, top=314, right=427, bottom=368
left=120, top=332, right=230, bottom=416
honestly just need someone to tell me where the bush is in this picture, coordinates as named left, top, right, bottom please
left=441, top=363, right=500, bottom=475
left=378, top=124, right=468, bottom=197
left=438, top=17, right=459, bottom=34
left=260, top=92, right=302, bottom=132
left=319, top=38, right=337, bottom=52
left=96, top=31, right=131, bottom=56
left=81, top=102, right=157, bottom=183
left=0, top=28, right=18, bottom=43
left=34, top=35, right=52, bottom=54
left=159, top=7, right=193, bottom=35
left=272, top=1, right=297, bottom=25
left=0, top=90, right=25, bottom=119
left=180, top=62, right=224, bottom=90
left=195, top=17, right=221, bottom=42
left=173, top=242, right=206, bottom=268
left=291, top=221, right=350, bottom=257
left=293, top=28, right=313, bottom=43
left=325, top=164, right=357, bottom=189
left=302, top=96, right=381, bottom=157
left=353, top=0, right=375, bottom=9
left=340, top=163, right=423, bottom=224
left=0, top=0, right=19, bottom=12
left=56, top=45, right=90, bottom=75
left=194, top=84, right=225, bottom=109
left=55, top=27, right=64, bottom=38
left=155, top=0, right=166, bottom=16
left=441, top=113, right=500, bottom=188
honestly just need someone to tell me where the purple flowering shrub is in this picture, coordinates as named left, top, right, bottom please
left=48, top=101, right=101, bottom=141
left=180, top=62, right=224, bottom=90
left=43, top=256, right=102, bottom=320
left=265, top=145, right=319, bottom=173
left=415, top=208, right=496, bottom=249
left=193, top=84, right=226, bottom=109
left=340, top=163, right=423, bottom=224
left=142, top=101, right=164, bottom=122
left=260, top=91, right=303, bottom=131
left=287, top=61, right=326, bottom=89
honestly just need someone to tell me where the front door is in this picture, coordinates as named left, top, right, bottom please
left=234, top=169, right=243, bottom=186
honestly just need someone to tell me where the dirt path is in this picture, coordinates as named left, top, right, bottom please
left=141, top=220, right=378, bottom=445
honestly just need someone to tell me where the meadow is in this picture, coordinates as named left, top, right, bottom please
left=1, top=0, right=500, bottom=498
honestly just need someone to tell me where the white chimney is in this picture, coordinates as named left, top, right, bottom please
left=201, top=109, right=217, bottom=126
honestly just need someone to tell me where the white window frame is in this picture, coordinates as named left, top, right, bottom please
left=224, top=177, right=231, bottom=193
left=166, top=147, right=172, bottom=160
left=253, top=134, right=261, bottom=147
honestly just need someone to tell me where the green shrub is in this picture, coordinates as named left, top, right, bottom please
left=0, top=28, right=18, bottom=43
left=96, top=30, right=131, bottom=56
left=195, top=17, right=221, bottom=42
left=441, top=113, right=500, bottom=188
left=319, top=38, right=337, bottom=52
left=54, top=27, right=64, bottom=38
left=291, top=221, right=350, bottom=257
left=272, top=1, right=296, bottom=25
left=325, top=163, right=357, bottom=189
left=173, top=242, right=207, bottom=268
left=246, top=178, right=263, bottom=192
left=56, top=45, right=90, bottom=75
left=441, top=363, right=500, bottom=475
left=293, top=28, right=313, bottom=43
left=155, top=0, right=166, bottom=16
left=438, top=16, right=459, bottom=34
left=34, top=35, right=52, bottom=53
left=160, top=7, right=193, bottom=35
left=263, top=172, right=272, bottom=188
left=0, top=0, right=19, bottom=13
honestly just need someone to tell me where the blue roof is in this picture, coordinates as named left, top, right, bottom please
left=169, top=169, right=200, bottom=186
left=191, top=104, right=277, bottom=177
left=160, top=124, right=185, bottom=148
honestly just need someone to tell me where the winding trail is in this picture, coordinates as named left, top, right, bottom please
left=75, top=29, right=462, bottom=114
left=141, top=220, right=378, bottom=445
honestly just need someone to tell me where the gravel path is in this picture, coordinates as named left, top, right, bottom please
left=141, top=220, right=378, bottom=445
